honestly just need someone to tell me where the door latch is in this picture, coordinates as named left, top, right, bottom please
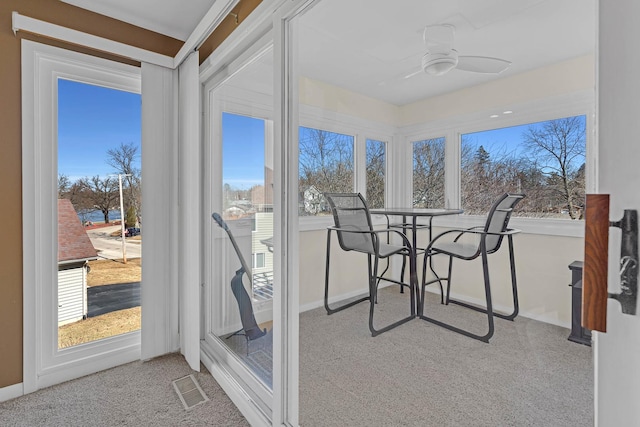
left=609, top=209, right=638, bottom=315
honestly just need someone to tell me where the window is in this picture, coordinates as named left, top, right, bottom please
left=298, top=126, right=354, bottom=215
left=57, top=79, right=142, bottom=349
left=412, top=137, right=445, bottom=208
left=461, top=115, right=586, bottom=218
left=253, top=252, right=266, bottom=269
left=366, top=139, right=386, bottom=208
left=22, top=40, right=143, bottom=393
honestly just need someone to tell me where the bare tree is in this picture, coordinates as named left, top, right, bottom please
left=58, top=174, right=71, bottom=198
left=366, top=140, right=385, bottom=209
left=413, top=138, right=445, bottom=208
left=460, top=140, right=541, bottom=216
left=299, top=128, right=353, bottom=214
left=78, top=175, right=118, bottom=223
left=59, top=175, right=95, bottom=224
left=107, top=142, right=141, bottom=224
left=522, top=117, right=586, bottom=219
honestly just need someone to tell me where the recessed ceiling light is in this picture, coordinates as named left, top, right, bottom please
left=503, top=110, right=513, bottom=114
left=490, top=114, right=499, bottom=118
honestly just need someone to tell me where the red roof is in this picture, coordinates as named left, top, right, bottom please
left=58, top=199, right=98, bottom=263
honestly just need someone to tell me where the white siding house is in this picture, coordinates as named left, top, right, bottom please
left=58, top=199, right=98, bottom=326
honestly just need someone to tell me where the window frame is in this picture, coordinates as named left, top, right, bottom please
left=298, top=124, right=356, bottom=212
left=297, top=89, right=594, bottom=237
left=404, top=91, right=595, bottom=237
left=298, top=106, right=395, bottom=230
left=21, top=40, right=143, bottom=394
left=253, top=252, right=266, bottom=269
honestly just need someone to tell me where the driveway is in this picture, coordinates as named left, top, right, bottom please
left=86, top=225, right=141, bottom=260
left=87, top=282, right=140, bottom=317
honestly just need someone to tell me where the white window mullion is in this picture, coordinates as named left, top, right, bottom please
left=392, top=133, right=410, bottom=208
left=445, top=130, right=461, bottom=209
left=354, top=133, right=367, bottom=195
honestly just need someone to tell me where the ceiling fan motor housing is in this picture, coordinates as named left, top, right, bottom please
left=422, top=49, right=459, bottom=76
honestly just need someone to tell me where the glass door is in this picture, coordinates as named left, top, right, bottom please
left=202, top=44, right=275, bottom=415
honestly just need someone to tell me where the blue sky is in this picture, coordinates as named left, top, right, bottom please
left=461, top=115, right=586, bottom=168
left=462, top=123, right=530, bottom=159
left=222, top=112, right=265, bottom=189
left=58, top=79, right=141, bottom=181
left=58, top=81, right=266, bottom=189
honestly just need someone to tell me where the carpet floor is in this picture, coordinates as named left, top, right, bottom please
left=0, top=353, right=248, bottom=427
left=1, top=287, right=593, bottom=426
left=299, top=287, right=593, bottom=427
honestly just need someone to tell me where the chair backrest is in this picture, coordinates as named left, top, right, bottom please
left=483, top=193, right=525, bottom=254
left=324, top=193, right=375, bottom=254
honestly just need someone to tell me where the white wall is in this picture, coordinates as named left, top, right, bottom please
left=299, top=230, right=371, bottom=313
left=300, top=226, right=583, bottom=328
left=425, top=227, right=583, bottom=327
left=401, top=55, right=594, bottom=126
left=299, top=76, right=400, bottom=127
left=596, top=1, right=640, bottom=424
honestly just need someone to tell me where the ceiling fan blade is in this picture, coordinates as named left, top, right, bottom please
left=403, top=68, right=424, bottom=79
left=456, top=56, right=511, bottom=74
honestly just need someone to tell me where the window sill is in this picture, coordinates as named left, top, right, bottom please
left=299, top=214, right=584, bottom=238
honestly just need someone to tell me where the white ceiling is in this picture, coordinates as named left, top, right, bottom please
left=60, top=0, right=217, bottom=41
left=297, top=0, right=596, bottom=105
left=61, top=0, right=596, bottom=106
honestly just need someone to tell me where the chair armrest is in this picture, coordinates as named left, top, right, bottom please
left=452, top=228, right=522, bottom=236
left=327, top=226, right=412, bottom=253
left=426, top=227, right=522, bottom=252
left=453, top=226, right=483, bottom=242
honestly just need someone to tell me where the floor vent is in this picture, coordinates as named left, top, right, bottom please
left=172, top=374, right=209, bottom=410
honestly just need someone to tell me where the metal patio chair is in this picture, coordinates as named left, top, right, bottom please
left=323, top=192, right=415, bottom=337
left=419, top=193, right=525, bottom=342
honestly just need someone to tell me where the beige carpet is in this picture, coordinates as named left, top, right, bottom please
left=0, top=353, right=248, bottom=427
left=1, top=287, right=593, bottom=427
left=299, top=287, right=594, bottom=427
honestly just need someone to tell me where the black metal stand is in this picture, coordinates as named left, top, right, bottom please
left=568, top=261, right=591, bottom=346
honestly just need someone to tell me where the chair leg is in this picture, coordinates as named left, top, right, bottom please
left=369, top=253, right=415, bottom=337
left=444, top=256, right=453, bottom=305
left=368, top=255, right=377, bottom=304
left=399, top=254, right=407, bottom=293
left=420, top=253, right=447, bottom=313
left=419, top=248, right=495, bottom=343
left=324, top=229, right=369, bottom=315
left=497, top=234, right=519, bottom=320
left=447, top=236, right=519, bottom=321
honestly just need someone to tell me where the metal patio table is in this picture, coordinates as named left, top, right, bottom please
left=370, top=207, right=463, bottom=314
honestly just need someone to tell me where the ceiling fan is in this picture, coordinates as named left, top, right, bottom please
left=405, top=24, right=512, bottom=78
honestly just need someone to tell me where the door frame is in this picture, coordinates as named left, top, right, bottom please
left=21, top=40, right=142, bottom=393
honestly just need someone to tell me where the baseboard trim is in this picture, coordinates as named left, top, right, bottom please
left=300, top=285, right=570, bottom=329
left=0, top=382, right=24, bottom=403
left=424, top=287, right=570, bottom=329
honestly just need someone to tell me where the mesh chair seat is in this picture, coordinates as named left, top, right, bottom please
left=431, top=241, right=479, bottom=259
left=347, top=240, right=409, bottom=258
